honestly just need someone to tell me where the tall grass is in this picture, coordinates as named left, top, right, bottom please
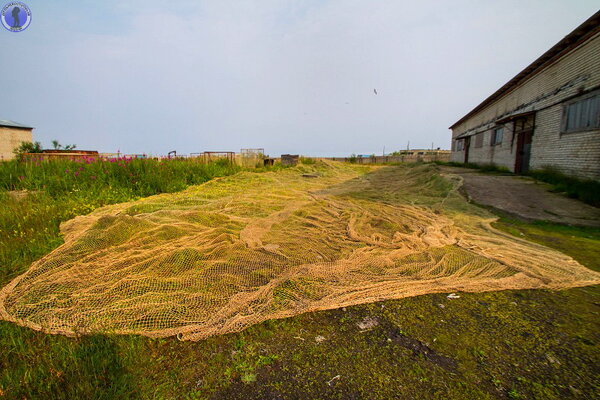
left=528, top=166, right=600, bottom=207
left=299, top=156, right=316, bottom=165
left=433, top=161, right=511, bottom=173
left=0, top=157, right=240, bottom=285
left=0, top=157, right=238, bottom=198
left=0, top=157, right=244, bottom=398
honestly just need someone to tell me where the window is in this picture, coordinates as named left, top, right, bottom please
left=491, top=127, right=503, bottom=146
left=455, top=139, right=464, bottom=151
left=562, top=93, right=600, bottom=133
left=474, top=133, right=483, bottom=148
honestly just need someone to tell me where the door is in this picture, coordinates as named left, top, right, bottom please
left=514, top=114, right=535, bottom=174
left=517, top=131, right=533, bottom=173
left=463, top=137, right=471, bottom=164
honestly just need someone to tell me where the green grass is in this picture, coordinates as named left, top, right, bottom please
left=0, top=158, right=241, bottom=286
left=435, top=161, right=600, bottom=207
left=0, top=162, right=599, bottom=399
left=434, top=160, right=511, bottom=173
left=528, top=166, right=600, bottom=207
left=492, top=214, right=600, bottom=267
left=299, top=156, right=316, bottom=165
left=0, top=157, right=239, bottom=197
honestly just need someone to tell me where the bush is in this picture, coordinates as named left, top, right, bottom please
left=13, top=141, right=42, bottom=158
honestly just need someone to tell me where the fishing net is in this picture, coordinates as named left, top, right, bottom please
left=1, top=162, right=599, bottom=340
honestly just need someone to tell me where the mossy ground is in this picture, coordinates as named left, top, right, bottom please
left=1, top=164, right=599, bottom=399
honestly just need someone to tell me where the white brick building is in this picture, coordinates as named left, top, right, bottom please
left=0, top=120, right=34, bottom=161
left=450, top=11, right=600, bottom=181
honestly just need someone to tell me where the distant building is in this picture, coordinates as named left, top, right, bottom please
left=0, top=119, right=34, bottom=161
left=391, top=149, right=450, bottom=157
left=450, top=11, right=600, bottom=180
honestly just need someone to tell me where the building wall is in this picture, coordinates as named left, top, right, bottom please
left=452, top=127, right=515, bottom=169
left=0, top=126, right=33, bottom=161
left=450, top=30, right=600, bottom=179
left=530, top=104, right=600, bottom=179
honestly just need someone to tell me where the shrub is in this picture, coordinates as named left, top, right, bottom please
left=13, top=141, right=42, bottom=157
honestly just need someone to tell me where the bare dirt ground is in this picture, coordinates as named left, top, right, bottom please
left=441, top=166, right=600, bottom=227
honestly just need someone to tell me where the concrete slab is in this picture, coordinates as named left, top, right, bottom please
left=440, top=166, right=600, bottom=227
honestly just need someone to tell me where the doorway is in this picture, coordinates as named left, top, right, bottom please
left=514, top=114, right=535, bottom=174
left=463, top=137, right=471, bottom=164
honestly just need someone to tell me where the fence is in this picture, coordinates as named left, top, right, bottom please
left=323, top=152, right=450, bottom=164
left=20, top=151, right=100, bottom=162
left=239, top=148, right=265, bottom=167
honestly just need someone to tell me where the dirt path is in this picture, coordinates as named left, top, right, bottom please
left=441, top=166, right=600, bottom=227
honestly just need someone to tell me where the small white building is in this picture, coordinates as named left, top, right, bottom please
left=0, top=119, right=34, bottom=161
left=450, top=11, right=600, bottom=180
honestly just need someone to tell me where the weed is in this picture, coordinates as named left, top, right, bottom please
left=434, top=160, right=510, bottom=173
left=528, top=166, right=600, bottom=207
left=508, top=388, right=523, bottom=399
left=0, top=158, right=239, bottom=286
left=299, top=156, right=316, bottom=165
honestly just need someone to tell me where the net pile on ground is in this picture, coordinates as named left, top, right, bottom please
left=1, top=162, right=599, bottom=340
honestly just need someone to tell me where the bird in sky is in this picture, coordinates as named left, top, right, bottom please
left=373, top=88, right=378, bottom=95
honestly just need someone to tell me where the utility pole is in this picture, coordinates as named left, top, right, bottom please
left=407, top=141, right=410, bottom=151
left=382, top=146, right=385, bottom=156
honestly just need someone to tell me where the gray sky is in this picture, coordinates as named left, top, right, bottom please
left=1, top=1, right=598, bottom=156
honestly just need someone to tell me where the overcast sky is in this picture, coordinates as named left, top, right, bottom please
left=1, top=1, right=598, bottom=156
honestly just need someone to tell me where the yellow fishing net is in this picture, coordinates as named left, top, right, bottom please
left=1, top=162, right=599, bottom=340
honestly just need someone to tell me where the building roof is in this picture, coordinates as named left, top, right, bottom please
left=0, top=119, right=34, bottom=129
left=449, top=10, right=600, bottom=130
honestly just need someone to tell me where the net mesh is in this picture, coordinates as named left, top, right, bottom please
left=1, top=162, right=599, bottom=340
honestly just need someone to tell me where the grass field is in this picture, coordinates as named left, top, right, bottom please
left=0, top=157, right=241, bottom=286
left=0, top=159, right=598, bottom=399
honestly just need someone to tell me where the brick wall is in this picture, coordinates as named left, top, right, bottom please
left=450, top=30, right=600, bottom=180
left=0, top=127, right=33, bottom=161
left=531, top=105, right=600, bottom=179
